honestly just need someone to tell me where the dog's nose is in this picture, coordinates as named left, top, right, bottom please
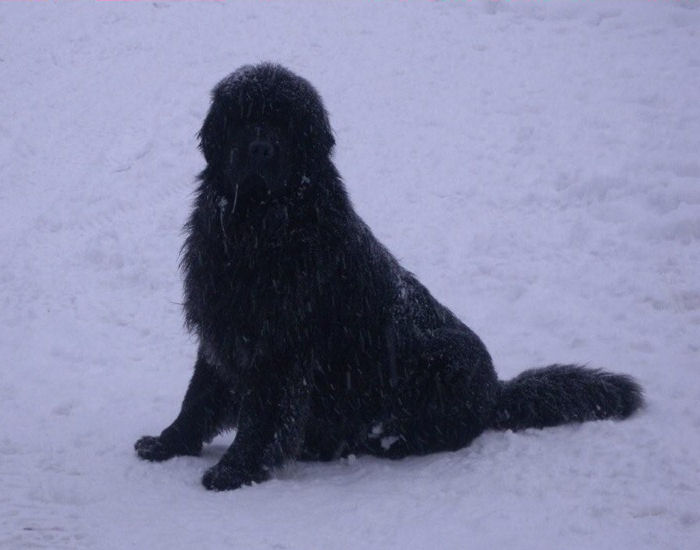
left=248, top=140, right=274, bottom=163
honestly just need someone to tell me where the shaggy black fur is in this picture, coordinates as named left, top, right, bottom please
left=135, top=63, right=643, bottom=490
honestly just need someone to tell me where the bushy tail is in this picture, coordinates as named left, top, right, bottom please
left=490, top=364, right=643, bottom=431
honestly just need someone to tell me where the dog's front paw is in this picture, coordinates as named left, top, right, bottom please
left=135, top=435, right=200, bottom=462
left=135, top=436, right=177, bottom=461
left=201, top=463, right=268, bottom=491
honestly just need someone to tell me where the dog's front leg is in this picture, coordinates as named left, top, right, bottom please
left=135, top=349, right=239, bottom=462
left=201, top=365, right=311, bottom=491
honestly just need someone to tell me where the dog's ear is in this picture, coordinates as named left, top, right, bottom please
left=198, top=91, right=229, bottom=166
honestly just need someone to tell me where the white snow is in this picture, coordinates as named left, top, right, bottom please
left=1, top=1, right=699, bottom=548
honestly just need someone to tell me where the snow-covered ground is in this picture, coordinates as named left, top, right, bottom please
left=1, top=0, right=699, bottom=548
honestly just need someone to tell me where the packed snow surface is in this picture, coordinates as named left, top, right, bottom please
left=1, top=1, right=699, bottom=548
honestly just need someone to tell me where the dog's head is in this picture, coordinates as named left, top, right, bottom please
left=198, top=63, right=335, bottom=200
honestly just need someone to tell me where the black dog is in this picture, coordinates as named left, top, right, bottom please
left=135, top=63, right=643, bottom=490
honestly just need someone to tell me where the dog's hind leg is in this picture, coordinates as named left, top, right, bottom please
left=366, top=328, right=500, bottom=458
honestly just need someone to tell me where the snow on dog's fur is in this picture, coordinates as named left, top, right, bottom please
left=135, top=63, right=643, bottom=490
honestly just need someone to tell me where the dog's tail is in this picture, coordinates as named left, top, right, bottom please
left=489, top=364, right=643, bottom=431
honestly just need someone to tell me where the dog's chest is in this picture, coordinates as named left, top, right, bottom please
left=205, top=234, right=321, bottom=341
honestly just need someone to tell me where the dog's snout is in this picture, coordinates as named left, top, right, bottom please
left=248, top=139, right=274, bottom=163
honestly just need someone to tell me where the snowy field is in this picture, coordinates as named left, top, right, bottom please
left=1, top=0, right=699, bottom=548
